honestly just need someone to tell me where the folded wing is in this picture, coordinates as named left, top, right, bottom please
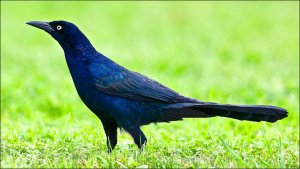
left=89, top=62, right=199, bottom=103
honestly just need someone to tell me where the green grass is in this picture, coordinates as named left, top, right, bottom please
left=1, top=1, right=299, bottom=168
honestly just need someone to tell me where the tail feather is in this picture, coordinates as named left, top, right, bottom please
left=163, top=102, right=288, bottom=123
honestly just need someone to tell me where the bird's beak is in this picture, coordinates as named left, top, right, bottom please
left=26, top=21, right=54, bottom=33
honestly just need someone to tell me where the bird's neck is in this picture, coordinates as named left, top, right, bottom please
left=60, top=33, right=97, bottom=59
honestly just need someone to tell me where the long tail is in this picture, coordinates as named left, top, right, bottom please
left=163, top=102, right=288, bottom=122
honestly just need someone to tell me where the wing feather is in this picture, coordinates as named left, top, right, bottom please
left=89, top=62, right=198, bottom=103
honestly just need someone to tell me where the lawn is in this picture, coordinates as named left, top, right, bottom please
left=1, top=1, right=299, bottom=168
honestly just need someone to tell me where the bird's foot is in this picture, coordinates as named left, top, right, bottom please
left=138, top=142, right=147, bottom=153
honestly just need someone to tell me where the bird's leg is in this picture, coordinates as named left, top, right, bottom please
left=126, top=127, right=147, bottom=150
left=101, top=120, right=118, bottom=153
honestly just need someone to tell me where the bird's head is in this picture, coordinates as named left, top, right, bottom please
left=27, top=20, right=93, bottom=53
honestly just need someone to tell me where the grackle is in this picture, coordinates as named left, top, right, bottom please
left=27, top=20, right=288, bottom=152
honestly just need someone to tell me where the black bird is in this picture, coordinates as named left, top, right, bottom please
left=27, top=20, right=288, bottom=152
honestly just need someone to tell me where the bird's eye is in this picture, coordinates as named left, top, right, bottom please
left=56, top=25, right=62, bottom=30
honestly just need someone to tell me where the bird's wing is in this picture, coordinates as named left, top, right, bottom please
left=88, top=62, right=195, bottom=103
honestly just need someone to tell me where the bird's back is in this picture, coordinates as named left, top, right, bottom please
left=86, top=52, right=202, bottom=104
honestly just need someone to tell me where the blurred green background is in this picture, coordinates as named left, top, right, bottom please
left=1, top=1, right=299, bottom=168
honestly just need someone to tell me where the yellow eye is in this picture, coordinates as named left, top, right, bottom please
left=56, top=25, right=62, bottom=30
